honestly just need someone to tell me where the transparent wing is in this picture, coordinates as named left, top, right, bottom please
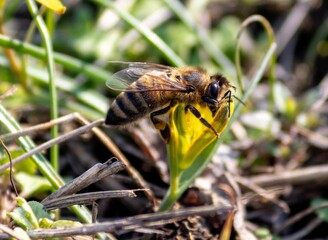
left=106, top=62, right=188, bottom=92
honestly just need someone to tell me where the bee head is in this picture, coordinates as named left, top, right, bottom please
left=202, top=74, right=236, bottom=117
left=205, top=74, right=235, bottom=102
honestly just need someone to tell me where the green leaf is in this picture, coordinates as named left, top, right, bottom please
left=15, top=172, right=53, bottom=198
left=8, top=206, right=34, bottom=231
left=9, top=198, right=52, bottom=231
left=0, top=149, right=37, bottom=175
left=28, top=201, right=51, bottom=219
left=9, top=198, right=39, bottom=230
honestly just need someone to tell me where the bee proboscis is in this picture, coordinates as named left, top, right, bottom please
left=105, top=62, right=236, bottom=142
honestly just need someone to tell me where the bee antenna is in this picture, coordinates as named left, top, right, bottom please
left=233, top=95, right=246, bottom=107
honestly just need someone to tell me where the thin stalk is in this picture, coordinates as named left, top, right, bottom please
left=235, top=15, right=276, bottom=110
left=158, top=186, right=177, bottom=211
left=231, top=43, right=277, bottom=124
left=20, top=6, right=47, bottom=92
left=46, top=10, right=55, bottom=40
left=26, top=0, right=59, bottom=171
left=159, top=146, right=180, bottom=211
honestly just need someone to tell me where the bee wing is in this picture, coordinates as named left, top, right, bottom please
left=106, top=62, right=188, bottom=92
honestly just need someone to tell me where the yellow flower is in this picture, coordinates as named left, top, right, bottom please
left=159, top=98, right=234, bottom=210
left=168, top=99, right=234, bottom=171
left=36, top=0, right=66, bottom=14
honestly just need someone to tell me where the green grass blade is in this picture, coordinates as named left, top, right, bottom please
left=26, top=0, right=59, bottom=171
left=235, top=15, right=276, bottom=109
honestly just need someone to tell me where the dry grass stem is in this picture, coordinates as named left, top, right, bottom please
left=249, top=164, right=328, bottom=187
left=27, top=204, right=233, bottom=239
left=42, top=158, right=125, bottom=202
left=0, top=119, right=104, bottom=173
left=42, top=189, right=143, bottom=210
left=0, top=113, right=80, bottom=142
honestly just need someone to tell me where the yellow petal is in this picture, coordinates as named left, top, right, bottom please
left=168, top=99, right=234, bottom=171
left=36, top=0, right=66, bottom=14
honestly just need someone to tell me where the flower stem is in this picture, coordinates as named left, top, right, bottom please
left=159, top=145, right=182, bottom=211
left=158, top=175, right=180, bottom=212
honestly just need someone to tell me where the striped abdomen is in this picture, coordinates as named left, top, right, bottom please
left=105, top=90, right=167, bottom=125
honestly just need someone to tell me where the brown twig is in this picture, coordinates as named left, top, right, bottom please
left=223, top=172, right=256, bottom=239
left=43, top=189, right=143, bottom=210
left=235, top=175, right=289, bottom=212
left=276, top=201, right=328, bottom=234
left=0, top=113, right=80, bottom=142
left=41, top=159, right=147, bottom=211
left=27, top=204, right=233, bottom=239
left=280, top=217, right=322, bottom=240
left=248, top=164, right=328, bottom=187
left=296, top=125, right=328, bottom=150
left=0, top=119, right=104, bottom=173
left=42, top=158, right=125, bottom=202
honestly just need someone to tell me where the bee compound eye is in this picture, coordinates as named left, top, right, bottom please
left=208, top=82, right=219, bottom=99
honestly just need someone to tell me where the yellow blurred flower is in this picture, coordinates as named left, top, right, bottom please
left=36, top=0, right=66, bottom=14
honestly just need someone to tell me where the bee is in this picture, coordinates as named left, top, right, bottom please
left=105, top=62, right=236, bottom=142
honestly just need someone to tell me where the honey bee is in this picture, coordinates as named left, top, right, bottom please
left=105, top=62, right=236, bottom=142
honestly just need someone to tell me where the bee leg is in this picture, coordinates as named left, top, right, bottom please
left=222, top=90, right=232, bottom=117
left=185, top=105, right=219, bottom=137
left=202, top=96, right=219, bottom=117
left=150, top=105, right=172, bottom=143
